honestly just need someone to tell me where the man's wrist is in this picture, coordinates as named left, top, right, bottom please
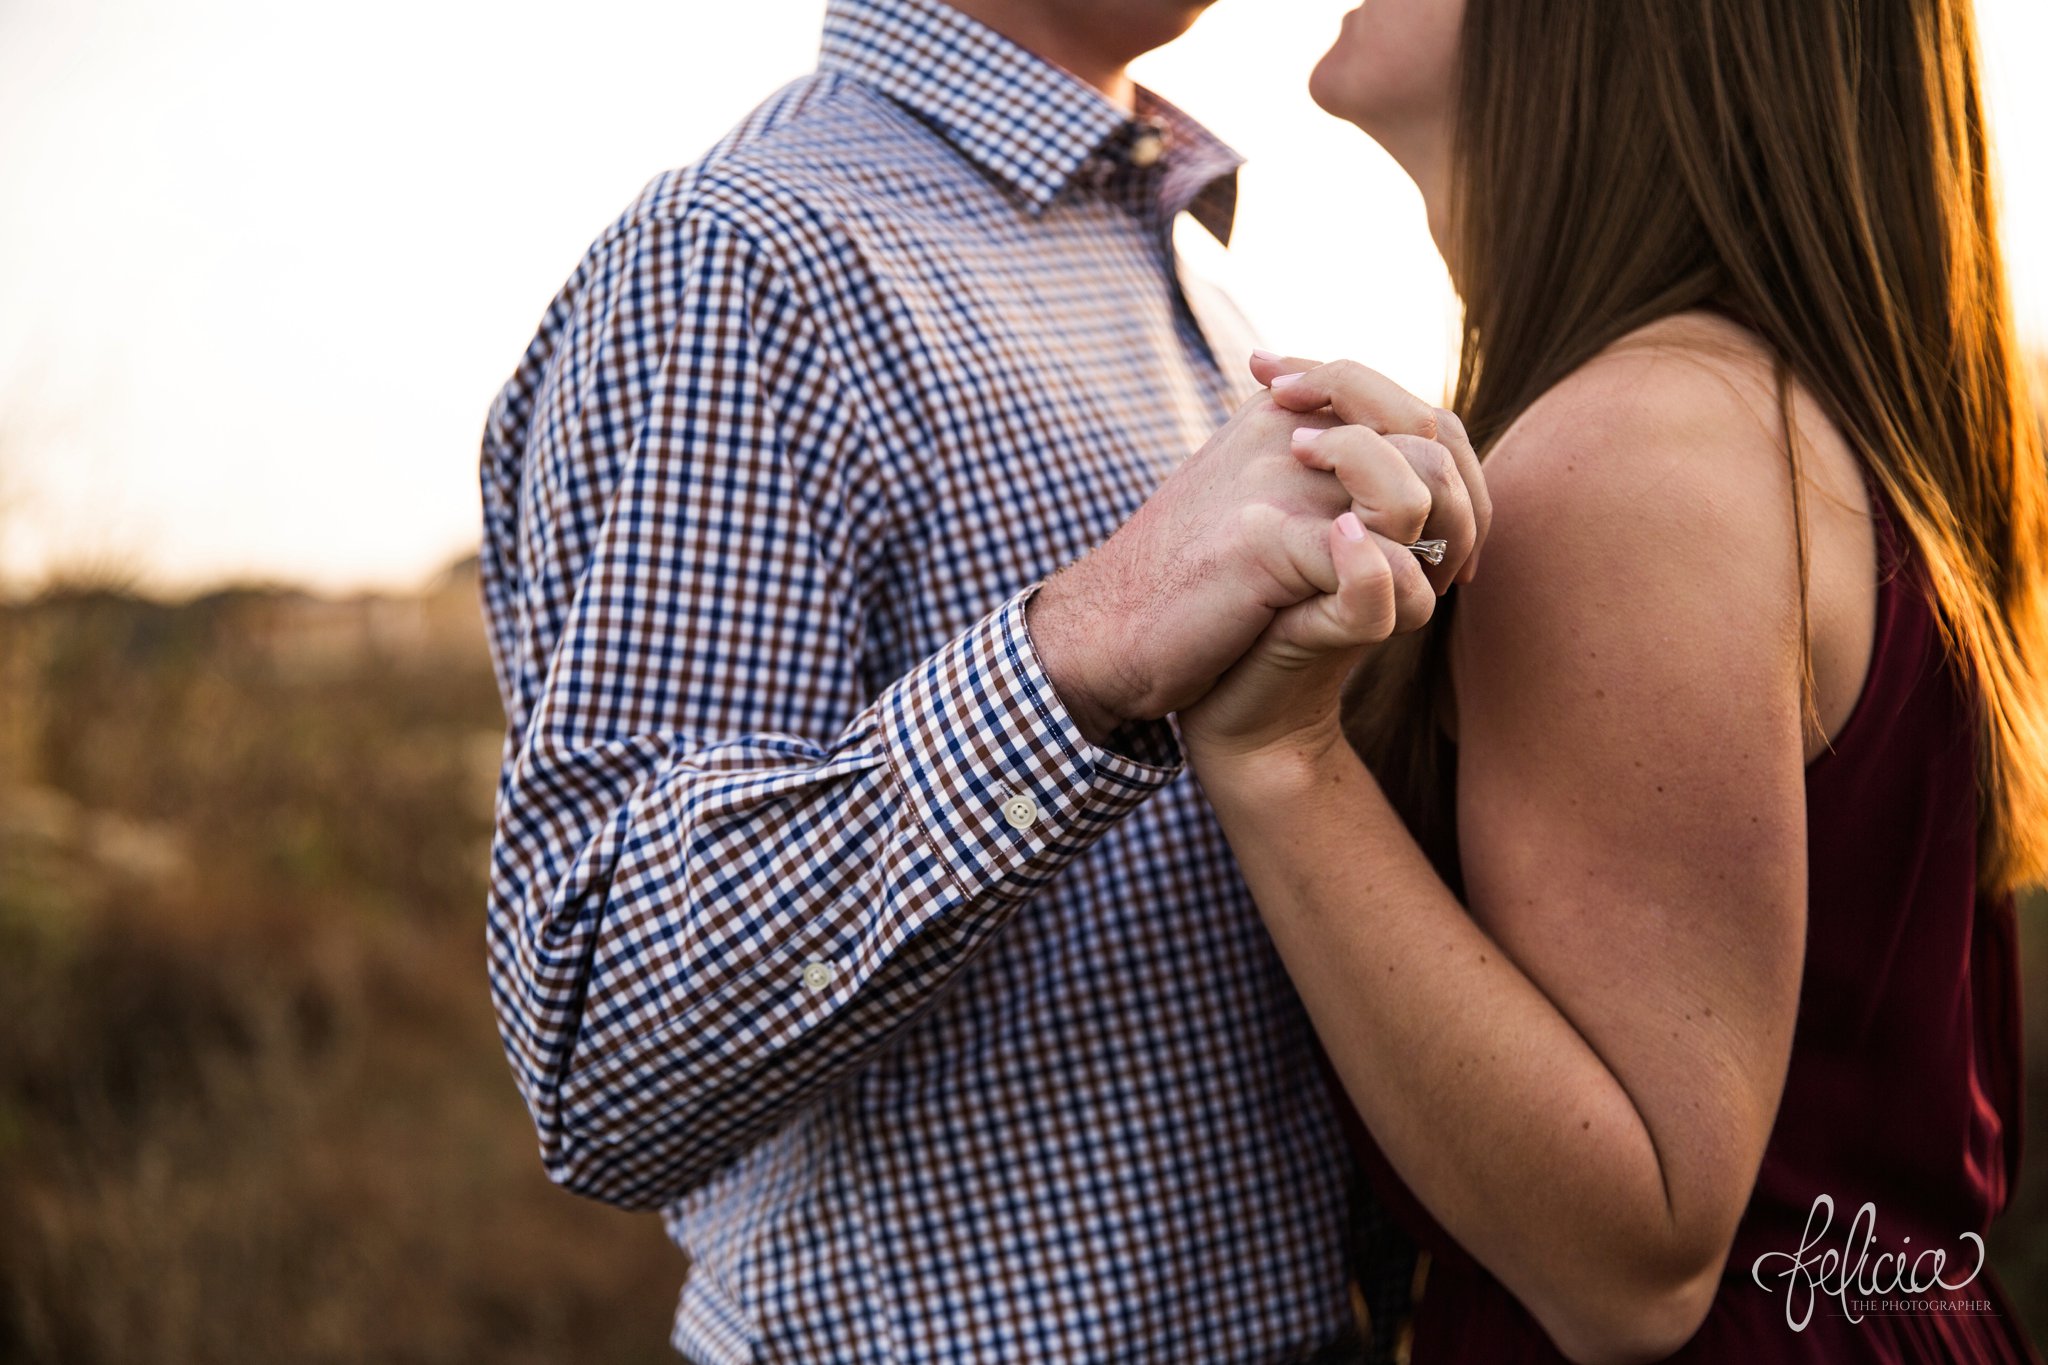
left=1022, top=565, right=1137, bottom=748
left=876, top=586, right=1182, bottom=907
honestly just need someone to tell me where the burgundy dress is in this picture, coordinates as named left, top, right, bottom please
left=1336, top=464, right=2042, bottom=1361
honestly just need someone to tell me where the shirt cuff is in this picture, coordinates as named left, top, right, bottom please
left=878, top=582, right=1184, bottom=902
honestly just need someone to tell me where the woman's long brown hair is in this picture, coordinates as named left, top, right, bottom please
left=1342, top=0, right=2048, bottom=895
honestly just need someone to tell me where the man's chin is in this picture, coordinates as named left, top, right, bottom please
left=1146, top=1, right=1222, bottom=49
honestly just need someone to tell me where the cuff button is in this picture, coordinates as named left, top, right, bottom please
left=801, top=961, right=835, bottom=993
left=1000, top=793, right=1040, bottom=829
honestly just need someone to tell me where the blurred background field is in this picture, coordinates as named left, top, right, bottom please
left=0, top=567, right=685, bottom=1364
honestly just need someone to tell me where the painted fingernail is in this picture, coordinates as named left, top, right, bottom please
left=1338, top=511, right=1366, bottom=542
left=1271, top=373, right=1304, bottom=390
left=1293, top=426, right=1324, bottom=445
left=1252, top=348, right=1281, bottom=364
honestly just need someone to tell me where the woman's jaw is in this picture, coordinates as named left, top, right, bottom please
left=1308, top=0, right=1464, bottom=264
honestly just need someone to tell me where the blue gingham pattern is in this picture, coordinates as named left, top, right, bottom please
left=478, top=0, right=1361, bottom=1359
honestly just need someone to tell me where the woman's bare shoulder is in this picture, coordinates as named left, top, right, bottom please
left=1450, top=314, right=1817, bottom=710
left=1477, top=310, right=1868, bottom=560
left=1488, top=313, right=1786, bottom=489
left=1472, top=318, right=1787, bottom=597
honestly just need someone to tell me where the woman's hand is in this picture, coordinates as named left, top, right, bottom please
left=1253, top=349, right=1492, bottom=590
left=1179, top=352, right=1491, bottom=767
left=1178, top=503, right=1436, bottom=765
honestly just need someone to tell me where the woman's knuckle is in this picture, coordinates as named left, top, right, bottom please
left=1420, top=443, right=1459, bottom=491
left=1366, top=585, right=1402, bottom=638
left=1322, top=358, right=1367, bottom=391
left=1395, top=476, right=1434, bottom=522
left=1341, top=577, right=1392, bottom=630
left=1391, top=433, right=1452, bottom=476
left=1326, top=428, right=1369, bottom=470
left=1350, top=547, right=1394, bottom=587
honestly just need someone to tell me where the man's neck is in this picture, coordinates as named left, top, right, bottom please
left=942, top=2, right=1138, bottom=111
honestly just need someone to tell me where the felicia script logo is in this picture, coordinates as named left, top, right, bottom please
left=1750, top=1195, right=1988, bottom=1331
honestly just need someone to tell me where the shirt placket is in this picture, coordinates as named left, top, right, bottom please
left=1097, top=120, right=1239, bottom=426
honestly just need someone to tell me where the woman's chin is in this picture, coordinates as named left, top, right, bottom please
left=1306, top=51, right=1350, bottom=118
left=1308, top=53, right=1383, bottom=133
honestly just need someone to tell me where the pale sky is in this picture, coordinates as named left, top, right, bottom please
left=1, top=0, right=2042, bottom=595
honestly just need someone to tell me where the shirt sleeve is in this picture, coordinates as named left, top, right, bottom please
left=482, top=205, right=1184, bottom=1211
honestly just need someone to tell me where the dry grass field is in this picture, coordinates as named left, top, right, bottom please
left=0, top=573, right=683, bottom=1364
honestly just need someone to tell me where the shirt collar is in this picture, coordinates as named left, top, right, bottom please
left=1134, top=86, right=1243, bottom=245
left=820, top=0, right=1243, bottom=242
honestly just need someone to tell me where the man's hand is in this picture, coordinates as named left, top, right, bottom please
left=1027, top=352, right=1487, bottom=746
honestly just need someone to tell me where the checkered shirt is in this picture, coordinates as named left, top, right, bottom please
left=477, top=0, right=1368, bottom=1359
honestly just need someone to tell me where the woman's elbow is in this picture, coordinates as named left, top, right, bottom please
left=1538, top=1262, right=1722, bottom=1365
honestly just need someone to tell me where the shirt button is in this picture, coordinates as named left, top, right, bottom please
left=1129, top=131, right=1165, bottom=168
left=801, top=961, right=835, bottom=993
left=1001, top=793, right=1040, bottom=829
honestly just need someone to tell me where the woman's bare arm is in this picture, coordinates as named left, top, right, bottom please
left=1193, top=345, right=1815, bottom=1364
